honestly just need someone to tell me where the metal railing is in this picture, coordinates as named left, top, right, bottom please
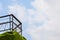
left=0, top=14, right=22, bottom=35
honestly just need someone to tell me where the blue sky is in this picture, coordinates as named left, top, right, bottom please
left=0, top=0, right=60, bottom=40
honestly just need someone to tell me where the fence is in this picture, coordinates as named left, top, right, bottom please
left=0, top=14, right=22, bottom=35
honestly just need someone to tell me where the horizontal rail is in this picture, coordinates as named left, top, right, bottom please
left=0, top=21, right=11, bottom=25
left=0, top=15, right=11, bottom=18
left=0, top=28, right=11, bottom=32
left=12, top=21, right=17, bottom=26
left=0, top=21, right=18, bottom=26
left=0, top=14, right=22, bottom=24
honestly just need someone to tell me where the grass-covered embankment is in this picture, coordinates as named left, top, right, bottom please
left=0, top=31, right=26, bottom=40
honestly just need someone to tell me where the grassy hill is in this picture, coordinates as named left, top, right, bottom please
left=0, top=31, right=26, bottom=40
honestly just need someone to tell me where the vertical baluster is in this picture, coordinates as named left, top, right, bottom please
left=12, top=15, right=13, bottom=31
left=9, top=16, right=11, bottom=31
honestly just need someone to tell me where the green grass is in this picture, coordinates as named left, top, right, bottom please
left=0, top=31, right=26, bottom=40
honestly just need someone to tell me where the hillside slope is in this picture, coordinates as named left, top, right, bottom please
left=0, top=31, right=26, bottom=40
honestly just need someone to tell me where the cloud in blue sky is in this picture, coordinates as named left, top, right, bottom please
left=27, top=0, right=60, bottom=40
left=0, top=0, right=60, bottom=40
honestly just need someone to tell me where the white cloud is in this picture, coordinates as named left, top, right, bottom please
left=31, top=0, right=48, bottom=11
left=26, top=0, right=60, bottom=40
left=27, top=9, right=46, bottom=25
left=8, top=4, right=27, bottom=22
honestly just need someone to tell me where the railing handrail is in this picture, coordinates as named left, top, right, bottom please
left=0, top=14, right=22, bottom=24
left=0, top=14, right=22, bottom=35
